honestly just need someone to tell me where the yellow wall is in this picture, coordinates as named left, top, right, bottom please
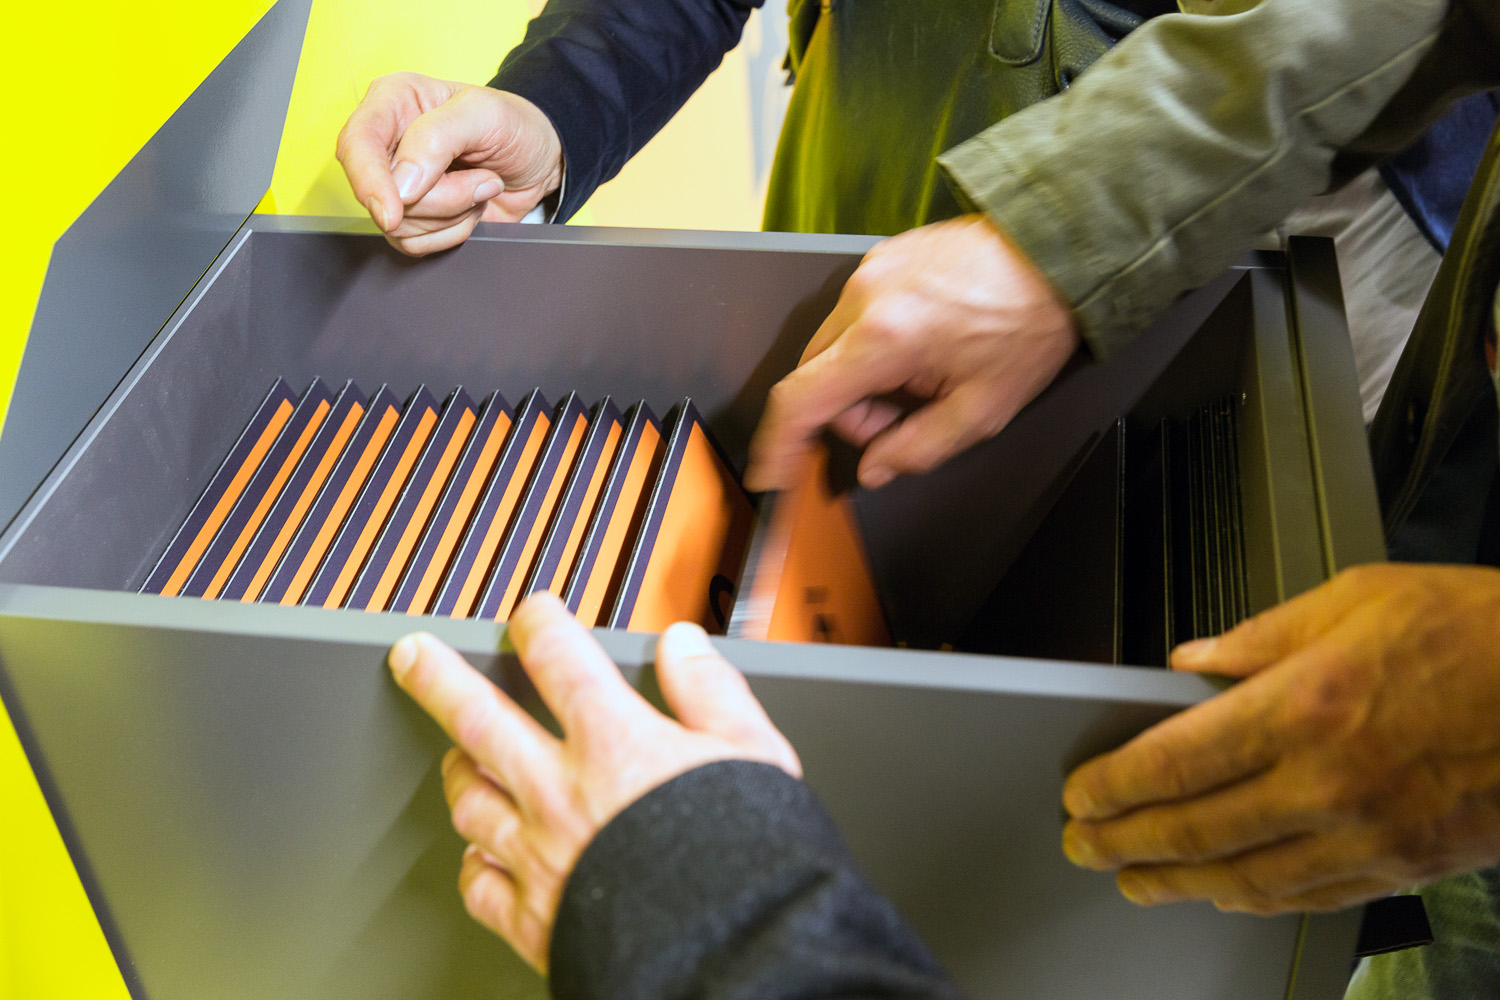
left=0, top=2, right=764, bottom=998
left=3, top=9, right=278, bottom=995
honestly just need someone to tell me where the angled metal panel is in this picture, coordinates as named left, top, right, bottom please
left=0, top=0, right=314, bottom=531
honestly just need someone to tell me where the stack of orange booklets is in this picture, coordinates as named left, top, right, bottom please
left=144, top=378, right=888, bottom=643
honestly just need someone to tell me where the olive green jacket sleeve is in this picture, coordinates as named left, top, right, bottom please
left=939, top=0, right=1500, bottom=361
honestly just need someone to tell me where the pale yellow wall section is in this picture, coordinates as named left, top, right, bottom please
left=1, top=1, right=764, bottom=998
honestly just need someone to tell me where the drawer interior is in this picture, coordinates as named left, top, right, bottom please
left=0, top=227, right=1319, bottom=669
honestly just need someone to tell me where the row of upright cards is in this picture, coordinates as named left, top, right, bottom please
left=142, top=379, right=754, bottom=633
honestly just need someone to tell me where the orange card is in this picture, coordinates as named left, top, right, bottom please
left=389, top=391, right=514, bottom=615
left=347, top=388, right=478, bottom=611
left=432, top=390, right=552, bottom=618
left=474, top=393, right=591, bottom=621
left=562, top=403, right=664, bottom=627
left=142, top=379, right=297, bottom=596
left=224, top=381, right=366, bottom=603
left=608, top=401, right=754, bottom=634
left=729, top=442, right=890, bottom=646
left=182, top=379, right=336, bottom=600
left=302, top=386, right=440, bottom=608
left=260, top=385, right=401, bottom=605
left=523, top=397, right=625, bottom=601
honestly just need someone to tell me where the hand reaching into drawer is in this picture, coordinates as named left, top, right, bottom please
left=745, top=213, right=1078, bottom=492
left=337, top=72, right=565, bottom=257
left=386, top=592, right=801, bottom=971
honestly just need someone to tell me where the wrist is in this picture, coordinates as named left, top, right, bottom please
left=974, top=213, right=1079, bottom=350
left=500, top=90, right=565, bottom=198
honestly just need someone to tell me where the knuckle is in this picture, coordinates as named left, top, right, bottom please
left=406, top=127, right=447, bottom=159
left=462, top=871, right=501, bottom=924
left=1312, top=769, right=1365, bottom=816
left=860, top=299, right=916, bottom=347
left=1281, top=659, right=1365, bottom=738
left=766, top=377, right=795, bottom=406
left=450, top=790, right=485, bottom=840
left=451, top=696, right=497, bottom=750
left=524, top=782, right=575, bottom=829
left=1223, top=863, right=1275, bottom=905
left=1163, top=820, right=1213, bottom=862
left=846, top=258, right=884, bottom=291
left=1137, top=740, right=1193, bottom=800
left=1376, top=817, right=1441, bottom=870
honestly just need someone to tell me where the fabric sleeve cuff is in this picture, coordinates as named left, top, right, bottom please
left=490, top=61, right=598, bottom=223
left=939, top=134, right=1144, bottom=362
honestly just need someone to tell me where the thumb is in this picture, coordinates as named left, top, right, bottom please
left=1171, top=574, right=1359, bottom=677
left=655, top=623, right=801, bottom=777
left=388, top=95, right=500, bottom=208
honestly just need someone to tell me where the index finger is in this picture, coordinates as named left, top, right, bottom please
left=1062, top=665, right=1286, bottom=821
left=388, top=631, right=560, bottom=794
left=744, top=327, right=908, bottom=492
left=336, top=87, right=412, bottom=232
left=506, top=592, right=657, bottom=738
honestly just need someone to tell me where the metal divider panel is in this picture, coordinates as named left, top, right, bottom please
left=474, top=394, right=591, bottom=621
left=520, top=397, right=625, bottom=601
left=260, top=386, right=402, bottom=606
left=389, top=391, right=514, bottom=616
left=346, top=389, right=478, bottom=612
left=431, top=391, right=552, bottom=619
left=181, top=379, right=336, bottom=600
left=302, top=386, right=439, bottom=609
left=222, top=381, right=366, bottom=603
left=608, top=400, right=755, bottom=634
left=140, top=379, right=297, bottom=596
left=561, top=402, right=663, bottom=626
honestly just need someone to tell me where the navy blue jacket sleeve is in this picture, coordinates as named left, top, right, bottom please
left=547, top=759, right=967, bottom=1000
left=489, top=0, right=763, bottom=222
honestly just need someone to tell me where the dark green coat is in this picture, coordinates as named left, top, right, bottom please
left=764, top=0, right=1144, bottom=235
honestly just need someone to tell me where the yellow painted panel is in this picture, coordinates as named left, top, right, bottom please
left=1, top=2, right=278, bottom=439
left=3, top=8, right=280, bottom=997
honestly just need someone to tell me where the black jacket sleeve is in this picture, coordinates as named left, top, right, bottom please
left=548, top=760, right=966, bottom=1000
left=489, top=0, right=763, bottom=222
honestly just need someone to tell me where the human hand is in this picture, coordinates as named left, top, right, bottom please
left=744, top=213, right=1078, bottom=492
left=1061, top=563, right=1500, bottom=915
left=337, top=72, right=564, bottom=256
left=386, top=592, right=801, bottom=971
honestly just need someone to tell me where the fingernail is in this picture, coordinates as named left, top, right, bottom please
left=1063, top=783, right=1098, bottom=820
left=661, top=622, right=715, bottom=661
left=473, top=179, right=502, bottom=203
left=392, top=160, right=422, bottom=201
left=1118, top=873, right=1156, bottom=906
left=388, top=632, right=423, bottom=681
left=366, top=196, right=389, bottom=232
left=1171, top=637, right=1218, bottom=666
left=1061, top=824, right=1100, bottom=869
left=861, top=466, right=893, bottom=489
